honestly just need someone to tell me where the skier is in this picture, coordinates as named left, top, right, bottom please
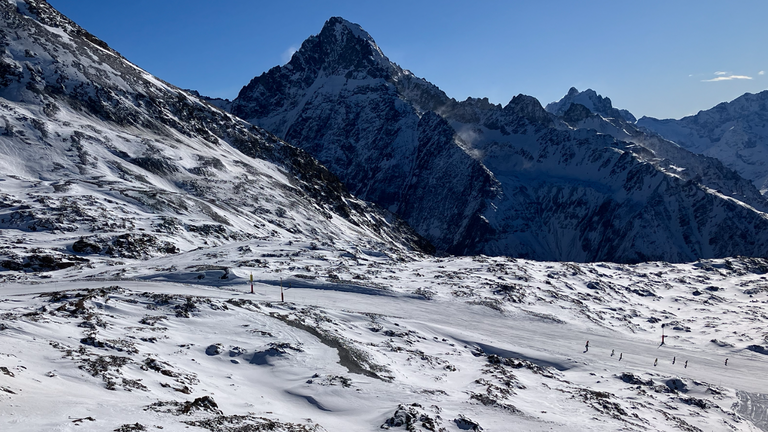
left=684, top=360, right=688, bottom=368
left=725, top=358, right=728, bottom=366
left=585, top=340, right=589, bottom=352
left=619, top=353, right=623, bottom=361
left=654, top=358, right=658, bottom=366
left=611, top=349, right=615, bottom=357
left=673, top=356, right=676, bottom=365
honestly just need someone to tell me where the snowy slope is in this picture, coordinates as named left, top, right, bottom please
left=230, top=18, right=768, bottom=263
left=2, top=241, right=768, bottom=431
left=637, top=91, right=768, bottom=195
left=0, top=0, right=431, bottom=274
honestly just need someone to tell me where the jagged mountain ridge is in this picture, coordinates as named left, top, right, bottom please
left=546, top=88, right=767, bottom=212
left=545, top=87, right=637, bottom=123
left=0, top=1, right=430, bottom=272
left=230, top=17, right=768, bottom=263
left=637, top=90, right=768, bottom=195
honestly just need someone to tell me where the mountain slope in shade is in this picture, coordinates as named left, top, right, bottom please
left=231, top=17, right=500, bottom=254
left=0, top=1, right=431, bottom=273
left=637, top=90, right=768, bottom=195
left=230, top=17, right=768, bottom=263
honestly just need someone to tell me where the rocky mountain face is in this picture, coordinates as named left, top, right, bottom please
left=546, top=88, right=768, bottom=212
left=637, top=91, right=768, bottom=195
left=230, top=17, right=768, bottom=263
left=231, top=18, right=500, bottom=254
left=0, top=1, right=430, bottom=273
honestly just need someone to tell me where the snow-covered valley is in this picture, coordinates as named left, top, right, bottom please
left=2, top=243, right=768, bottom=431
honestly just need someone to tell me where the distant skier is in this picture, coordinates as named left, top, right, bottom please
left=585, top=341, right=589, bottom=352
left=619, top=353, right=623, bottom=361
left=673, top=356, right=676, bottom=365
left=725, top=358, right=728, bottom=366
left=684, top=360, right=688, bottom=368
left=611, top=349, right=615, bottom=357
left=654, top=358, right=658, bottom=366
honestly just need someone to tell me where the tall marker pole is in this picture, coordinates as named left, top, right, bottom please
left=280, top=278, right=284, bottom=302
left=250, top=273, right=254, bottom=294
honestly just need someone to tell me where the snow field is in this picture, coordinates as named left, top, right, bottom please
left=2, top=242, right=767, bottom=431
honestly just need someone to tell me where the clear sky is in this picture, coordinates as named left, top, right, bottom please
left=46, top=0, right=767, bottom=120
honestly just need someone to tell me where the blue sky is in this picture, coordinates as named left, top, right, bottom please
left=47, top=0, right=767, bottom=119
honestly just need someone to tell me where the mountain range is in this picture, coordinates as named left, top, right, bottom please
left=225, top=17, right=768, bottom=263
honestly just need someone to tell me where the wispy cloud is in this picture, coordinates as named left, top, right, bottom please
left=281, top=46, right=298, bottom=64
left=702, top=74, right=752, bottom=82
left=760, top=71, right=766, bottom=75
left=714, top=71, right=728, bottom=75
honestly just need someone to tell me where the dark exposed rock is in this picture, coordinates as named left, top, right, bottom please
left=562, top=103, right=593, bottom=123
left=114, top=423, right=146, bottom=432
left=454, top=414, right=482, bottom=431
left=619, top=372, right=653, bottom=387
left=381, top=403, right=444, bottom=431
left=181, top=396, right=221, bottom=415
left=72, top=238, right=102, bottom=254
left=205, top=344, right=224, bottom=356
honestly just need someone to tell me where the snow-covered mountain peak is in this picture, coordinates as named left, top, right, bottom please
left=289, top=16, right=390, bottom=78
left=325, top=16, right=374, bottom=45
left=547, top=87, right=637, bottom=123
left=7, top=5, right=768, bottom=430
